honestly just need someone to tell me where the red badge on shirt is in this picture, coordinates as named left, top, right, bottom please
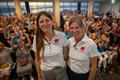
left=80, top=46, right=85, bottom=52
left=54, top=38, right=59, bottom=45
left=55, top=38, right=59, bottom=42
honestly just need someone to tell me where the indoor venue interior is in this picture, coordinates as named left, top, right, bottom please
left=0, top=0, right=120, bottom=80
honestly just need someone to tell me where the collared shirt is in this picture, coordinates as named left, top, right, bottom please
left=68, top=34, right=99, bottom=73
left=32, top=30, right=68, bottom=71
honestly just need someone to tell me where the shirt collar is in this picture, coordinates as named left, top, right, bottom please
left=44, top=29, right=59, bottom=44
left=72, top=33, right=89, bottom=46
left=80, top=33, right=89, bottom=43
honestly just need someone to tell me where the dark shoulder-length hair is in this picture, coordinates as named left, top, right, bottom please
left=36, top=11, right=53, bottom=58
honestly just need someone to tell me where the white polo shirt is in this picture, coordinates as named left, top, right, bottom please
left=68, top=34, right=99, bottom=74
left=32, top=30, right=68, bottom=71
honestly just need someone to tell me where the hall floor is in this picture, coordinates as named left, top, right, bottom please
left=95, top=63, right=120, bottom=80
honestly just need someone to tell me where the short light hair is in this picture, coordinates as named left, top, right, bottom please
left=69, top=16, right=85, bottom=28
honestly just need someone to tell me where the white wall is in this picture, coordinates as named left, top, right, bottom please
left=99, top=1, right=120, bottom=18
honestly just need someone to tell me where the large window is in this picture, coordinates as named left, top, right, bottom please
left=29, top=2, right=53, bottom=13
left=37, top=2, right=45, bottom=12
left=81, top=2, right=100, bottom=15
left=29, top=2, right=77, bottom=13
left=29, top=2, right=37, bottom=13
left=0, top=2, right=10, bottom=15
left=45, top=2, right=53, bottom=12
left=0, top=2, right=24, bottom=15
left=60, top=2, right=77, bottom=12
left=81, top=3, right=88, bottom=11
left=93, top=3, right=100, bottom=13
left=0, top=1, right=100, bottom=16
left=20, top=2, right=26, bottom=13
left=8, top=2, right=16, bottom=15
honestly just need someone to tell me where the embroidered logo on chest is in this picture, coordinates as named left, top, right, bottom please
left=80, top=46, right=86, bottom=53
left=54, top=38, right=59, bottom=43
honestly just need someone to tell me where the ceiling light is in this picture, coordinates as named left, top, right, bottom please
left=111, top=0, right=116, bottom=4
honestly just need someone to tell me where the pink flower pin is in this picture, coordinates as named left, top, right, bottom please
left=80, top=46, right=85, bottom=52
left=55, top=38, right=59, bottom=43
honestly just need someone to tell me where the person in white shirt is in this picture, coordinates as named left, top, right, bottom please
left=32, top=11, right=68, bottom=80
left=67, top=16, right=99, bottom=80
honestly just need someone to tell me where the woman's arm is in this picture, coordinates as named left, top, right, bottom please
left=88, top=56, right=98, bottom=80
left=35, top=52, right=43, bottom=80
left=63, top=46, right=69, bottom=62
left=98, top=41, right=104, bottom=48
left=35, top=53, right=40, bottom=79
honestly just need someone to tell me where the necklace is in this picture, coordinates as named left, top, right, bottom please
left=44, top=29, right=55, bottom=44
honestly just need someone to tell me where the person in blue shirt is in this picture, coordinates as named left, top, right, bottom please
left=97, top=34, right=109, bottom=72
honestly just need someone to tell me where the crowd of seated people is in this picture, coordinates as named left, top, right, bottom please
left=0, top=13, right=38, bottom=80
left=0, top=10, right=120, bottom=80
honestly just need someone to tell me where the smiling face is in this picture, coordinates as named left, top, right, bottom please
left=38, top=15, right=53, bottom=32
left=69, top=22, right=84, bottom=39
left=36, top=12, right=54, bottom=52
left=69, top=16, right=85, bottom=40
left=91, top=33, right=97, bottom=40
left=17, top=39, right=24, bottom=48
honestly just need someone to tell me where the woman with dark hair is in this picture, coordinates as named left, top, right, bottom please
left=32, top=11, right=68, bottom=80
